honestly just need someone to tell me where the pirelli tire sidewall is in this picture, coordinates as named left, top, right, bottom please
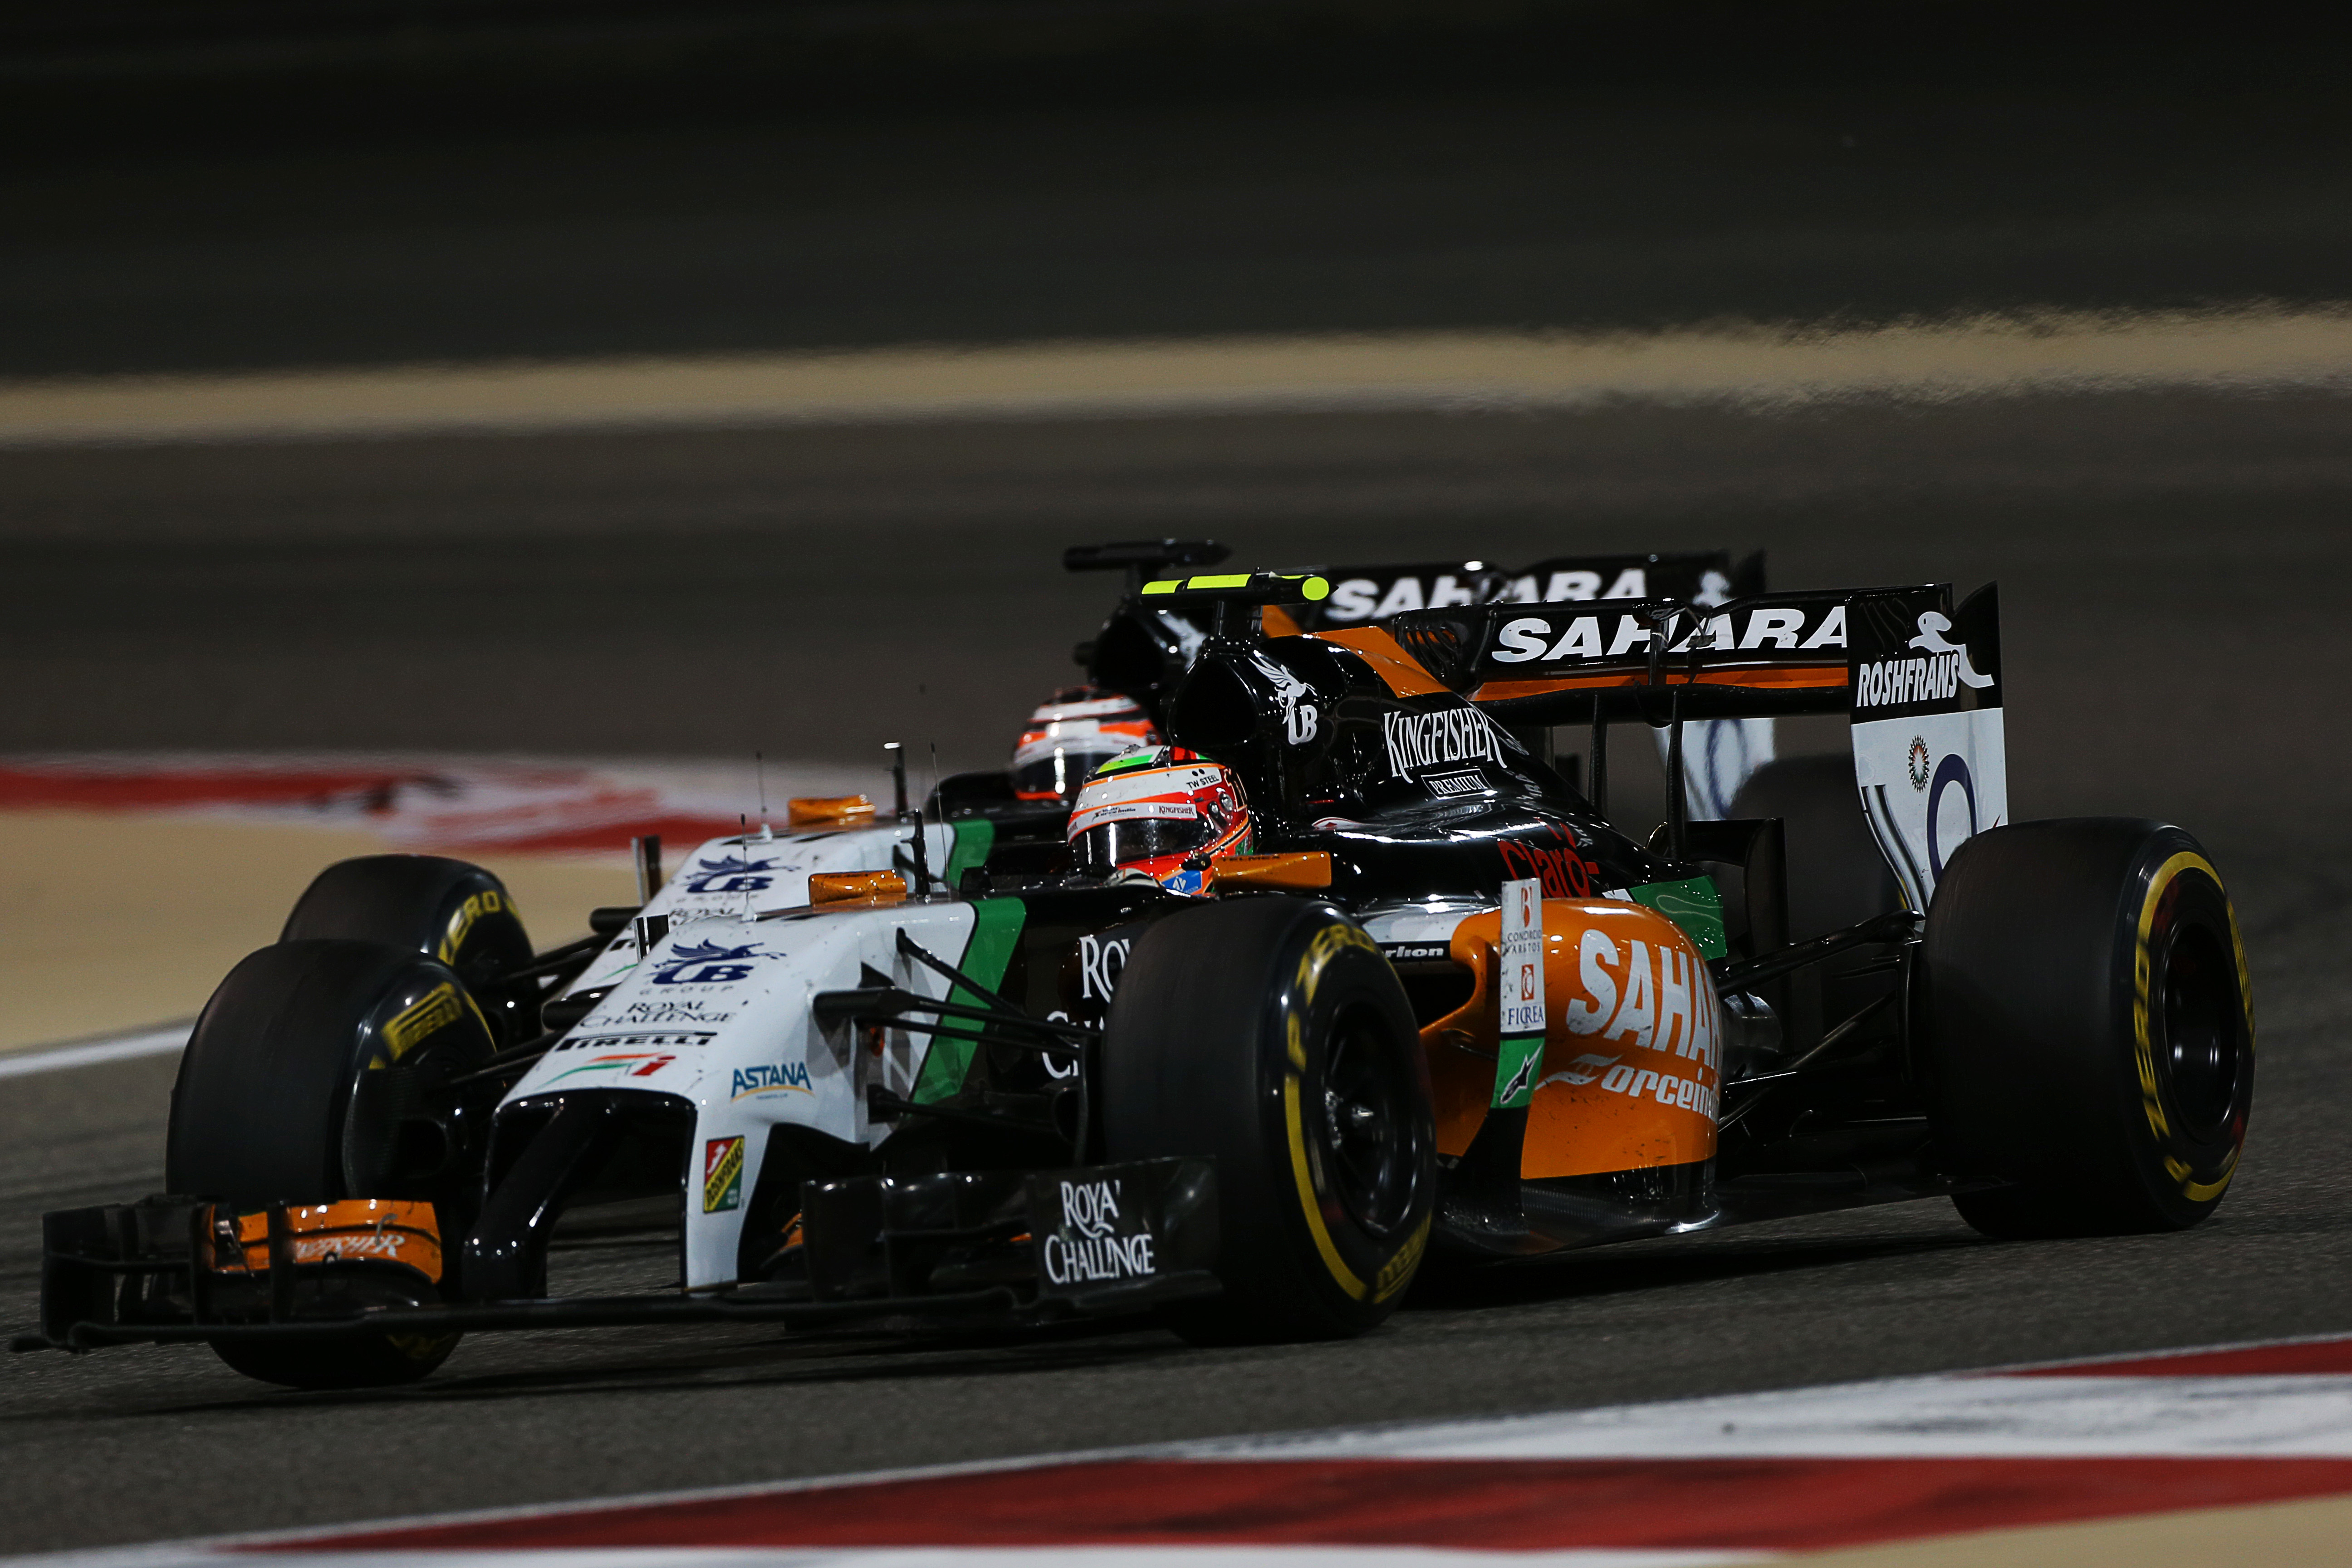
left=1103, top=896, right=1436, bottom=1341
left=1924, top=818, right=2254, bottom=1233
left=167, top=939, right=499, bottom=1208
left=168, top=939, right=493, bottom=1389
left=280, top=854, right=536, bottom=1045
left=1260, top=902, right=1437, bottom=1325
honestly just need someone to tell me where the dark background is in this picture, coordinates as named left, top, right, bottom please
left=10, top=0, right=2352, bottom=378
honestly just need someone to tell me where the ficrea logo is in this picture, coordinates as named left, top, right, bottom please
left=651, top=938, right=773, bottom=986
left=1907, top=736, right=1932, bottom=791
left=685, top=853, right=778, bottom=895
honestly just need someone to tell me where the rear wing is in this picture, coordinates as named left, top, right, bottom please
left=1389, top=583, right=2007, bottom=910
left=1272, top=550, right=1764, bottom=634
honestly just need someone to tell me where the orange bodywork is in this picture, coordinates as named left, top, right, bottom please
left=229, top=1199, right=443, bottom=1283
left=1309, top=626, right=1457, bottom=697
left=1423, top=900, right=1722, bottom=1178
left=1208, top=851, right=1334, bottom=892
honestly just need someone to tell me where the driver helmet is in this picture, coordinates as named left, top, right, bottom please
left=1066, top=745, right=1251, bottom=896
left=1011, top=686, right=1160, bottom=802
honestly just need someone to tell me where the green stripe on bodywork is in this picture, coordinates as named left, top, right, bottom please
left=1630, top=876, right=1728, bottom=960
left=943, top=819, right=995, bottom=888
left=910, top=897, right=1027, bottom=1103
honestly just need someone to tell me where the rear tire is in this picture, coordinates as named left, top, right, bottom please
left=1102, top=897, right=1435, bottom=1342
left=282, top=855, right=535, bottom=1044
left=1924, top=819, right=2254, bottom=1237
left=168, top=939, right=494, bottom=1388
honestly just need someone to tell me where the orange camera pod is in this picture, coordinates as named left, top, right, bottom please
left=809, top=870, right=910, bottom=906
left=786, top=795, right=878, bottom=829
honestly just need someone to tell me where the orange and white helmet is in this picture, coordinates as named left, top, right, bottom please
left=1011, top=686, right=1160, bottom=802
left=1066, top=746, right=1250, bottom=897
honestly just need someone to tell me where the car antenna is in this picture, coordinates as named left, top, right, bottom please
left=887, top=740, right=932, bottom=897
left=886, top=740, right=910, bottom=820
left=738, top=815, right=758, bottom=921
left=755, top=749, right=773, bottom=842
left=930, top=742, right=949, bottom=893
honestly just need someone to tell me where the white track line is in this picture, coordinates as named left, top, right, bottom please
left=1201, top=1373, right=2352, bottom=1460
left=0, top=1023, right=189, bottom=1078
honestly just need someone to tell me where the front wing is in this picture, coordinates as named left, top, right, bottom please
left=15, top=1156, right=1218, bottom=1354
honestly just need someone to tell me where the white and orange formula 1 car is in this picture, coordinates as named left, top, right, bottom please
left=21, top=567, right=2252, bottom=1389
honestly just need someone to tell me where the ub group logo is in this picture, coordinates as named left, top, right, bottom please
left=1248, top=650, right=1321, bottom=746
left=651, top=938, right=774, bottom=987
left=684, top=853, right=778, bottom=895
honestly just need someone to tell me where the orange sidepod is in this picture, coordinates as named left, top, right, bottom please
left=1421, top=900, right=1722, bottom=1178
left=229, top=1200, right=444, bottom=1283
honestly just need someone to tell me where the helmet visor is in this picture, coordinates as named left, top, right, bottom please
left=1071, top=814, right=1211, bottom=874
left=1013, top=742, right=1136, bottom=801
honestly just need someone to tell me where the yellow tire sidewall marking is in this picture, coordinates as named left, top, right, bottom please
left=2132, top=850, right=2251, bottom=1202
left=1284, top=1068, right=1367, bottom=1301
left=1280, top=915, right=1419, bottom=1305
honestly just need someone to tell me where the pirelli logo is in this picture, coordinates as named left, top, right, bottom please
left=382, top=983, right=463, bottom=1062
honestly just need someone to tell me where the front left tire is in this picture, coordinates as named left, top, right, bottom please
left=1102, top=896, right=1436, bottom=1343
left=167, top=938, right=496, bottom=1387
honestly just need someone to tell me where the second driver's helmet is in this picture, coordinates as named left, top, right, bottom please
left=1011, top=686, right=1161, bottom=803
left=1067, top=746, right=1251, bottom=897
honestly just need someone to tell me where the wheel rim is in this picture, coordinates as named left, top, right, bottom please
left=2157, top=918, right=2241, bottom=1141
left=1319, top=1000, right=1422, bottom=1238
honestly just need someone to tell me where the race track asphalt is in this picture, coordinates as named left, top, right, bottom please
left=3, top=390, right=2351, bottom=1553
